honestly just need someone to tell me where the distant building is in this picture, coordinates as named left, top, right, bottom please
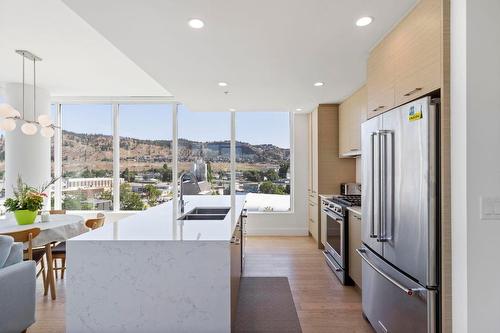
left=191, top=158, right=207, bottom=181
left=64, top=177, right=114, bottom=190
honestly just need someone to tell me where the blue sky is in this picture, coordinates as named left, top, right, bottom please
left=58, top=104, right=290, bottom=148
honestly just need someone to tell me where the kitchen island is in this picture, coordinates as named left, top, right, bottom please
left=66, top=195, right=246, bottom=333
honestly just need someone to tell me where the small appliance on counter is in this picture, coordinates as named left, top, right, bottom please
left=321, top=189, right=361, bottom=285
left=340, top=183, right=361, bottom=196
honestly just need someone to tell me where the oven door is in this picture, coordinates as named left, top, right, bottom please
left=323, top=208, right=345, bottom=269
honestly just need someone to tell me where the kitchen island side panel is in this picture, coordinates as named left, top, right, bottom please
left=66, top=240, right=231, bottom=333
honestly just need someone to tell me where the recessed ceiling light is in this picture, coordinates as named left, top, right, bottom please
left=356, top=16, right=373, bottom=27
left=188, top=18, right=205, bottom=29
left=314, top=82, right=324, bottom=87
left=229, top=108, right=236, bottom=112
left=218, top=82, right=228, bottom=87
left=296, top=108, right=303, bottom=112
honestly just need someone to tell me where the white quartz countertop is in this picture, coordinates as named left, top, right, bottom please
left=347, top=206, right=362, bottom=216
left=69, top=195, right=246, bottom=242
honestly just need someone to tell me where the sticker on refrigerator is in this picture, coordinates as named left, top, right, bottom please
left=408, top=105, right=423, bottom=122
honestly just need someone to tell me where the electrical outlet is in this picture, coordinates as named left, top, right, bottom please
left=480, top=196, right=500, bottom=220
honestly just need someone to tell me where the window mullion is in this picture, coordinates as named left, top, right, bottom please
left=113, top=104, right=120, bottom=211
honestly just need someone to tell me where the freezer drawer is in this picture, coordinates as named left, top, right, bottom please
left=358, top=247, right=437, bottom=333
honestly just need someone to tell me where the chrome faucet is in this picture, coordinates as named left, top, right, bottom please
left=179, top=171, right=199, bottom=213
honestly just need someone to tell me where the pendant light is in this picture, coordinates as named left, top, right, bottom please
left=0, top=50, right=58, bottom=138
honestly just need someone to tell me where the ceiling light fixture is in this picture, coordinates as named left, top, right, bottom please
left=356, top=16, right=373, bottom=27
left=218, top=82, right=228, bottom=87
left=0, top=50, right=58, bottom=137
left=296, top=108, right=303, bottom=112
left=188, top=18, right=205, bottom=29
left=229, top=108, right=236, bottom=112
left=314, top=82, right=324, bottom=87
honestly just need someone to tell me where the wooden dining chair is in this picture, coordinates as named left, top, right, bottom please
left=49, top=210, right=66, bottom=215
left=0, top=228, right=48, bottom=295
left=52, top=216, right=105, bottom=279
left=85, top=217, right=105, bottom=230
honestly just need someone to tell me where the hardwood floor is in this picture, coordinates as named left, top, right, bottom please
left=30, top=236, right=372, bottom=333
left=244, top=236, right=373, bottom=333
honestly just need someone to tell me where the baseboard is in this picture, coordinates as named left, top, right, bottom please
left=246, top=227, right=309, bottom=236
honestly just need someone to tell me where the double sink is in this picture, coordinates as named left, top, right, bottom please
left=177, top=207, right=231, bottom=221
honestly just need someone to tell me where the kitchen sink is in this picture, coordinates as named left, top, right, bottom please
left=188, top=207, right=230, bottom=215
left=177, top=207, right=231, bottom=221
left=178, top=214, right=227, bottom=220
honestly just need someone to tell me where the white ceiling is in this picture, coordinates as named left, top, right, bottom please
left=62, top=0, right=417, bottom=112
left=0, top=0, right=170, bottom=97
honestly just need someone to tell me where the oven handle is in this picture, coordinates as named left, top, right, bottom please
left=356, top=248, right=425, bottom=296
left=323, top=251, right=342, bottom=272
left=323, top=208, right=342, bottom=220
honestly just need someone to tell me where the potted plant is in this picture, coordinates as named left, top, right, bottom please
left=4, top=176, right=58, bottom=225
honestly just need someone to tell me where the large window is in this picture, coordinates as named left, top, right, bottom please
left=0, top=96, right=5, bottom=216
left=236, top=112, right=291, bottom=212
left=119, top=104, right=173, bottom=210
left=51, top=101, right=293, bottom=213
left=177, top=106, right=231, bottom=195
left=61, top=104, right=113, bottom=210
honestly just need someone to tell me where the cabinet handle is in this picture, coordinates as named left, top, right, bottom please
left=404, top=87, right=422, bottom=97
left=372, top=105, right=385, bottom=112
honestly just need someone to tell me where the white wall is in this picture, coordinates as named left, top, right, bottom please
left=451, top=0, right=500, bottom=331
left=246, top=113, right=309, bottom=235
left=5, top=83, right=51, bottom=201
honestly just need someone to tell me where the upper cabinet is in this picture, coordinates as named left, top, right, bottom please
left=367, top=0, right=442, bottom=119
left=367, top=32, right=397, bottom=118
left=339, top=85, right=366, bottom=157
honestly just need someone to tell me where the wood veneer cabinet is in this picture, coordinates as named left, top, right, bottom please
left=348, top=211, right=362, bottom=288
left=367, top=32, right=397, bottom=118
left=339, top=85, right=367, bottom=157
left=308, top=104, right=356, bottom=248
left=367, top=0, right=442, bottom=119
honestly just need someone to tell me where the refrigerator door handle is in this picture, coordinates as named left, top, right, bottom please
left=356, top=248, right=425, bottom=296
left=377, top=130, right=393, bottom=242
left=377, top=131, right=385, bottom=242
left=370, top=132, right=378, bottom=239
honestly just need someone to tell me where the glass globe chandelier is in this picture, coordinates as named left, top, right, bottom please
left=0, top=50, right=58, bottom=137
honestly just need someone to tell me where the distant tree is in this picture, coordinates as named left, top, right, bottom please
left=161, top=164, right=172, bottom=182
left=259, top=181, right=285, bottom=195
left=278, top=162, right=289, bottom=179
left=207, top=162, right=214, bottom=183
left=144, top=184, right=161, bottom=207
left=243, top=170, right=262, bottom=182
left=121, top=168, right=136, bottom=182
left=263, top=169, right=278, bottom=181
left=62, top=191, right=91, bottom=210
left=62, top=196, right=81, bottom=210
left=99, top=189, right=113, bottom=201
left=120, top=183, right=145, bottom=210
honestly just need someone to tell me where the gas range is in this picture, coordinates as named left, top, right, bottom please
left=322, top=194, right=361, bottom=217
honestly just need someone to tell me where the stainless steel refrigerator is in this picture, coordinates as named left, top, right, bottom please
left=358, top=96, right=439, bottom=333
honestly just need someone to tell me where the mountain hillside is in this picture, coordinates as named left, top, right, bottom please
left=61, top=131, right=289, bottom=173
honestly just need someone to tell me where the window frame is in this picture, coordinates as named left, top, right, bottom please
left=51, top=97, right=294, bottom=214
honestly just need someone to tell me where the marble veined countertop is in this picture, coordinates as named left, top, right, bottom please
left=69, top=195, right=246, bottom=242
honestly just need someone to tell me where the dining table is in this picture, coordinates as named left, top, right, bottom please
left=0, top=214, right=87, bottom=300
